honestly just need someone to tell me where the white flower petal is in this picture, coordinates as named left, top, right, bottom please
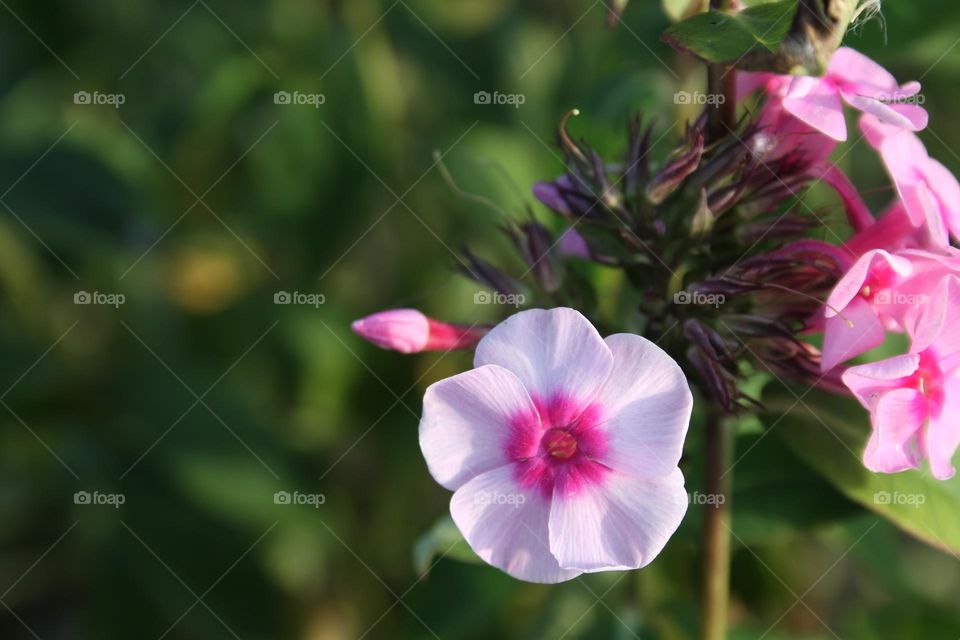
left=548, top=469, right=688, bottom=573
left=450, top=465, right=581, bottom=584
left=595, top=334, right=693, bottom=478
left=420, top=365, right=538, bottom=491
left=474, top=308, right=613, bottom=405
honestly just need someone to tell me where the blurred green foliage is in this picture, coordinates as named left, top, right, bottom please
left=1, top=0, right=959, bottom=638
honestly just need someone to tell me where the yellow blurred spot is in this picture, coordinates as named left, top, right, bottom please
left=167, top=247, right=245, bottom=314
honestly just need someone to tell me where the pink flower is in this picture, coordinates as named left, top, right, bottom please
left=739, top=73, right=837, bottom=165
left=860, top=115, right=960, bottom=247
left=781, top=47, right=927, bottom=142
left=419, top=308, right=692, bottom=583
left=843, top=275, right=960, bottom=479
left=822, top=249, right=960, bottom=370
left=845, top=202, right=938, bottom=256
left=352, top=309, right=486, bottom=353
left=739, top=72, right=872, bottom=232
left=822, top=250, right=914, bottom=371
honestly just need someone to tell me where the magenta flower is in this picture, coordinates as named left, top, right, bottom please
left=822, top=249, right=914, bottom=371
left=860, top=115, right=960, bottom=246
left=843, top=275, right=960, bottom=479
left=352, top=309, right=487, bottom=353
left=419, top=308, right=692, bottom=583
left=740, top=73, right=837, bottom=165
left=781, top=47, right=927, bottom=141
left=822, top=249, right=960, bottom=370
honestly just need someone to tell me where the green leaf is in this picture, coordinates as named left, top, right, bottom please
left=661, top=1, right=796, bottom=65
left=731, top=431, right=860, bottom=541
left=760, top=384, right=960, bottom=556
left=662, top=0, right=862, bottom=74
left=413, top=515, right=480, bottom=575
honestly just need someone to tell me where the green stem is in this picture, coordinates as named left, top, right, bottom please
left=701, top=408, right=733, bottom=640
left=706, top=0, right=737, bottom=140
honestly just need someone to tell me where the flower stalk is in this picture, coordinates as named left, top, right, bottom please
left=701, top=407, right=733, bottom=640
left=706, top=0, right=737, bottom=140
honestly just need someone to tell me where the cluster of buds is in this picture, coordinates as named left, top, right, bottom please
left=354, top=45, right=960, bottom=481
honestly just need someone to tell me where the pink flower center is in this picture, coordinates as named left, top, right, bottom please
left=542, top=428, right=578, bottom=460
left=912, top=351, right=945, bottom=407
left=506, top=393, right=609, bottom=499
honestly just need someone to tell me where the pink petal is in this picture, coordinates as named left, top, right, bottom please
left=352, top=309, right=429, bottom=353
left=594, top=334, right=692, bottom=478
left=919, top=158, right=960, bottom=241
left=879, top=132, right=930, bottom=227
left=860, top=114, right=902, bottom=149
left=736, top=72, right=780, bottom=101
left=828, top=47, right=899, bottom=95
left=818, top=163, right=875, bottom=232
left=842, top=92, right=922, bottom=131
left=925, top=377, right=960, bottom=480
left=782, top=76, right=847, bottom=141
left=821, top=296, right=886, bottom=371
left=547, top=468, right=687, bottom=573
left=911, top=276, right=960, bottom=370
left=889, top=102, right=929, bottom=131
left=420, top=365, right=538, bottom=490
left=914, top=181, right=950, bottom=248
left=842, top=353, right=921, bottom=410
left=474, top=308, right=613, bottom=406
left=825, top=250, right=912, bottom=318
left=863, top=388, right=925, bottom=474
left=450, top=465, right=581, bottom=583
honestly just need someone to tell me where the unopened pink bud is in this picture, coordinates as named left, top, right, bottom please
left=352, top=309, right=487, bottom=354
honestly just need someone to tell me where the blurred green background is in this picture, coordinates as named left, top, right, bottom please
left=1, top=1, right=959, bottom=638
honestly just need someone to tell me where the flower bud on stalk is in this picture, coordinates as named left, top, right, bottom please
left=352, top=309, right=488, bottom=354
